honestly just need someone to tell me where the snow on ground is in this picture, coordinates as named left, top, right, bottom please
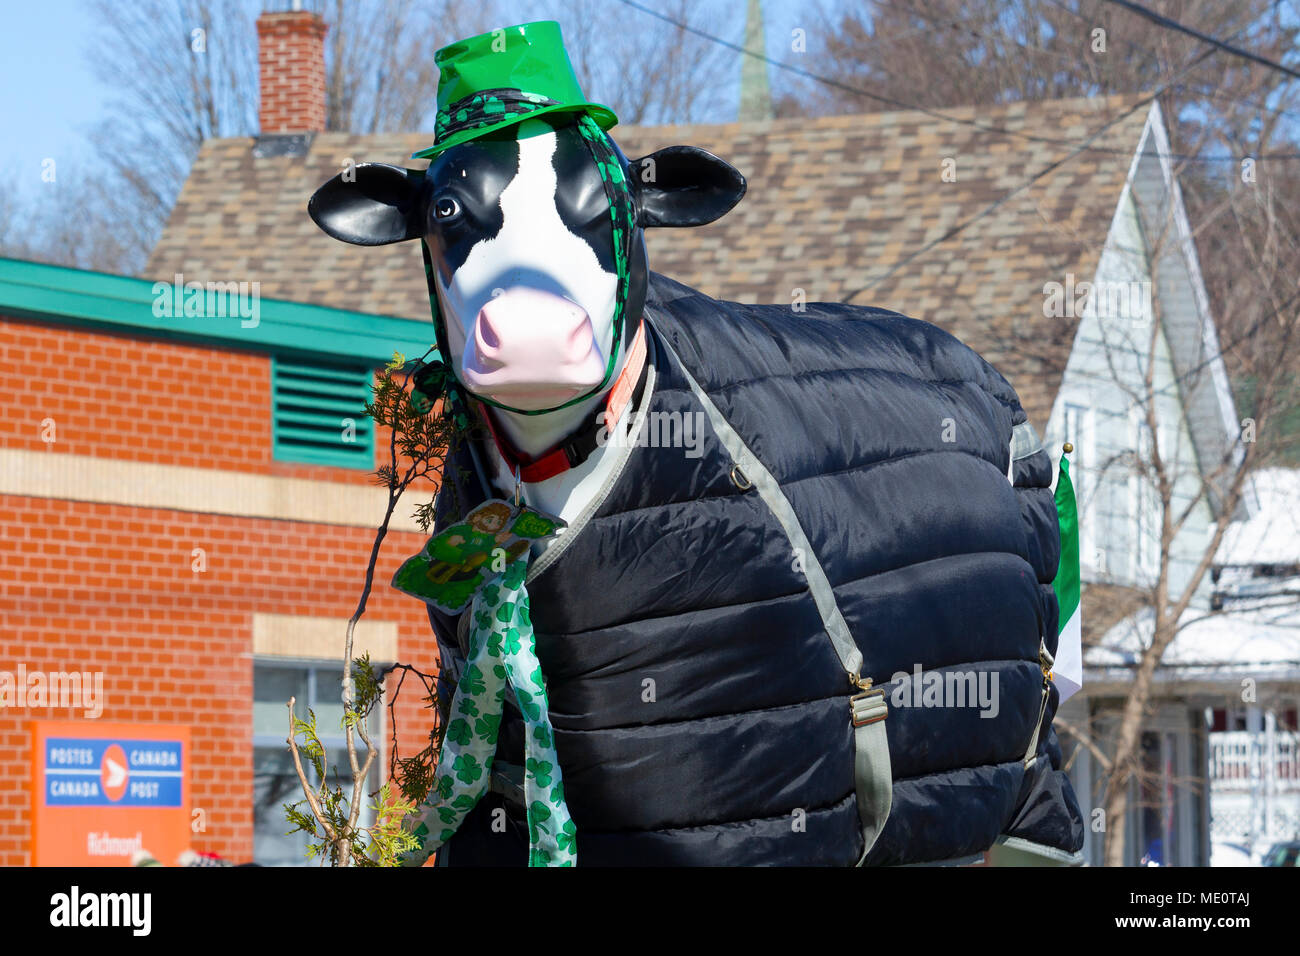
left=1219, top=468, right=1300, bottom=567
left=1087, top=602, right=1300, bottom=679
left=1210, top=841, right=1257, bottom=867
left=1086, top=468, right=1300, bottom=680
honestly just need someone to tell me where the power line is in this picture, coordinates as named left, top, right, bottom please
left=925, top=0, right=1300, bottom=124
left=613, top=0, right=1143, bottom=156
left=612, top=0, right=1299, bottom=307
left=1158, top=283, right=1300, bottom=401
left=619, top=1, right=1297, bottom=405
left=1102, top=0, right=1300, bottom=82
left=838, top=95, right=1158, bottom=301
left=1054, top=0, right=1300, bottom=393
left=1183, top=82, right=1300, bottom=124
left=835, top=32, right=1242, bottom=302
left=871, top=0, right=1300, bottom=138
left=612, top=0, right=1300, bottom=163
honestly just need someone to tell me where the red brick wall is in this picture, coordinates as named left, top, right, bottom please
left=0, top=315, right=444, bottom=866
left=0, top=316, right=405, bottom=485
left=257, top=11, right=327, bottom=135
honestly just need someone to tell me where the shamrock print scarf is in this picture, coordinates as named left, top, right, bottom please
left=400, top=556, right=576, bottom=866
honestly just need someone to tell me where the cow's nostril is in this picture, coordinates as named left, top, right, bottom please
left=472, top=311, right=507, bottom=370
left=476, top=312, right=501, bottom=353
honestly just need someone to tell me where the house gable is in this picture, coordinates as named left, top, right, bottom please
left=1130, top=102, right=1247, bottom=518
left=1044, top=104, right=1242, bottom=606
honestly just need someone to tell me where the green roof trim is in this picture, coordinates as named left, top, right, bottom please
left=0, top=256, right=438, bottom=365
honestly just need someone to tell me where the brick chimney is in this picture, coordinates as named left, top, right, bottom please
left=257, top=8, right=328, bottom=135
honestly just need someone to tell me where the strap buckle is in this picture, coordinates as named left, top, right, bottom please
left=1039, top=643, right=1055, bottom=683
left=850, top=674, right=888, bottom=728
left=561, top=435, right=586, bottom=468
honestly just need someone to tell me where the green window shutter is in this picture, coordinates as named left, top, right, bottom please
left=271, top=357, right=374, bottom=469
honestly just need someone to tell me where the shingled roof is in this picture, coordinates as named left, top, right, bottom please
left=146, top=94, right=1154, bottom=430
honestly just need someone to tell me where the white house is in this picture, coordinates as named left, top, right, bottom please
left=1084, top=468, right=1300, bottom=865
left=1043, top=100, right=1289, bottom=867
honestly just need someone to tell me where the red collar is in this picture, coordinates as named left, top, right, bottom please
left=480, top=321, right=649, bottom=483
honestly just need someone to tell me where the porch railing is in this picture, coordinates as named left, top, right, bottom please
left=1209, top=730, right=1300, bottom=791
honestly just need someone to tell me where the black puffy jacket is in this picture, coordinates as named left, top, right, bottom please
left=421, top=272, right=1085, bottom=866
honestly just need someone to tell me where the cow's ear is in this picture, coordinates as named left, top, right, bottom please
left=308, top=163, right=425, bottom=245
left=627, top=146, right=746, bottom=228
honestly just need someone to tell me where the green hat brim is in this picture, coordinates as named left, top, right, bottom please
left=412, top=103, right=618, bottom=160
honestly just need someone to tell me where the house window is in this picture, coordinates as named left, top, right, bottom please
left=1130, top=411, right=1160, bottom=583
left=271, top=357, right=375, bottom=469
left=252, top=661, right=380, bottom=866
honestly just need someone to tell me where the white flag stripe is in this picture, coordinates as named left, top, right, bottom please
left=1054, top=605, right=1083, bottom=703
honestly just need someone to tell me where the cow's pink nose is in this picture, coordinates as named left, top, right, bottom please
left=460, top=287, right=607, bottom=409
left=474, top=293, right=593, bottom=368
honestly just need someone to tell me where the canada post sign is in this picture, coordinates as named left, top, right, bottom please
left=32, top=721, right=191, bottom=866
left=45, top=738, right=183, bottom=807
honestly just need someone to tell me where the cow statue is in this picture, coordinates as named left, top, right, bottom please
left=309, top=21, right=1085, bottom=867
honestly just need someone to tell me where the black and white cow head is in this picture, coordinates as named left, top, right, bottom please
left=309, top=115, right=745, bottom=412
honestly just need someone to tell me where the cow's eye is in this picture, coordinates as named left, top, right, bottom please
left=434, top=197, right=461, bottom=221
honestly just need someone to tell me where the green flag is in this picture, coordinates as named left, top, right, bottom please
left=1053, top=455, right=1082, bottom=702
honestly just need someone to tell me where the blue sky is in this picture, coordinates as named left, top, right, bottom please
left=0, top=1, right=814, bottom=205
left=0, top=0, right=107, bottom=203
left=3, top=0, right=1296, bottom=202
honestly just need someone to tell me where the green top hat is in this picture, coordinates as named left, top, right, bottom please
left=413, top=20, right=618, bottom=160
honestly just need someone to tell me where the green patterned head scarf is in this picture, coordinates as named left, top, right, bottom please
left=399, top=556, right=577, bottom=867
left=416, top=111, right=636, bottom=417
left=410, top=21, right=633, bottom=418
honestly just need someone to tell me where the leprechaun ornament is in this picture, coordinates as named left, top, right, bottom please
left=393, top=482, right=572, bottom=867
left=399, top=540, right=574, bottom=866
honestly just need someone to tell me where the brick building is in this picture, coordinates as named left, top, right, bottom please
left=0, top=257, right=441, bottom=865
